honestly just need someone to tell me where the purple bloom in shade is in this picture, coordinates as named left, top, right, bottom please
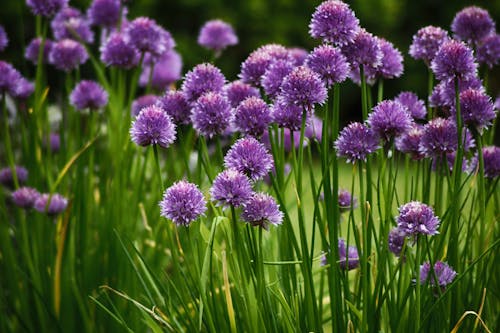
left=470, top=146, right=500, bottom=178
left=197, top=19, right=238, bottom=52
left=280, top=66, right=327, bottom=110
left=272, top=98, right=305, bottom=131
left=0, top=25, right=8, bottom=52
left=419, top=118, right=457, bottom=158
left=306, top=44, right=350, bottom=87
left=241, top=192, right=283, bottom=230
left=397, top=201, right=440, bottom=236
left=457, top=89, right=496, bottom=132
left=44, top=133, right=61, bottom=152
left=87, top=0, right=121, bottom=28
left=26, top=0, right=68, bottom=17
left=288, top=47, right=308, bottom=66
left=335, top=122, right=379, bottom=163
left=342, top=29, right=382, bottom=70
left=100, top=33, right=139, bottom=69
left=409, top=26, right=450, bottom=64
left=11, top=187, right=40, bottom=209
left=25, top=38, right=53, bottom=65
left=131, top=94, right=157, bottom=118
left=233, top=97, right=272, bottom=137
left=396, top=124, right=425, bottom=160
left=224, top=137, right=274, bottom=181
left=388, top=228, right=406, bottom=256
left=159, top=180, right=207, bottom=226
left=496, top=96, right=500, bottom=110
left=261, top=59, right=295, bottom=100
left=0, top=166, right=28, bottom=187
left=182, top=63, right=226, bottom=103
left=130, top=105, right=176, bottom=148
left=34, top=193, right=68, bottom=215
left=309, top=0, right=360, bottom=46
left=139, top=50, right=182, bottom=91
left=451, top=6, right=495, bottom=44
left=51, top=6, right=94, bottom=43
left=49, top=39, right=88, bottom=72
left=13, top=78, right=35, bottom=100
left=338, top=238, right=360, bottom=270
left=430, top=40, right=477, bottom=81
left=338, top=189, right=357, bottom=213
left=373, top=38, right=404, bottom=79
left=70, top=80, right=108, bottom=111
left=477, top=34, right=500, bottom=68
left=224, top=80, right=260, bottom=108
left=395, top=92, right=427, bottom=120
left=259, top=44, right=292, bottom=61
left=125, top=17, right=173, bottom=56
left=191, top=92, right=231, bottom=138
left=210, top=169, right=253, bottom=208
left=368, top=100, right=414, bottom=142
left=420, top=261, right=457, bottom=287
left=0, top=61, right=22, bottom=96
left=430, top=76, right=484, bottom=108
left=239, top=44, right=291, bottom=85
left=157, top=90, right=190, bottom=125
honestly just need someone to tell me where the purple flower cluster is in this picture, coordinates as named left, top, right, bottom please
left=51, top=6, right=94, bottom=43
left=49, top=39, right=88, bottom=72
left=198, top=19, right=238, bottom=53
left=306, top=44, right=350, bottom=87
left=335, top=122, right=379, bottom=163
left=419, top=118, right=457, bottom=158
left=190, top=92, right=232, bottom=138
left=70, top=80, right=108, bottom=111
left=476, top=34, right=500, bottom=68
left=239, top=44, right=291, bottom=85
left=0, top=166, right=28, bottom=188
left=388, top=228, right=406, bottom=256
left=125, top=17, right=174, bottom=56
left=368, top=100, right=413, bottom=142
left=210, top=169, right=253, bottom=208
left=0, top=62, right=33, bottom=99
left=279, top=66, right=327, bottom=110
left=395, top=92, right=427, bottom=120
left=26, top=0, right=68, bottom=17
left=342, top=29, right=382, bottom=71
left=396, top=124, right=425, bottom=160
left=160, top=180, right=206, bottom=226
left=272, top=99, right=304, bottom=132
left=157, top=90, right=190, bottom=125
left=131, top=95, right=158, bottom=118
left=100, top=33, right=140, bottom=69
left=458, top=88, right=496, bottom=132
left=26, top=38, right=53, bottom=65
left=338, top=239, right=360, bottom=270
left=430, top=40, right=477, bottom=81
left=396, top=201, right=440, bottom=236
left=182, top=63, right=226, bottom=103
left=11, top=187, right=40, bottom=208
left=224, top=80, right=260, bottom=108
left=233, top=97, right=272, bottom=137
left=338, top=189, right=357, bottom=213
left=420, top=261, right=457, bottom=287
left=87, top=0, right=121, bottom=28
left=34, top=193, right=68, bottom=215
left=409, top=26, right=449, bottom=64
left=0, top=25, right=8, bottom=52
left=130, top=105, right=176, bottom=148
left=224, top=137, right=274, bottom=181
left=451, top=6, right=495, bottom=44
left=261, top=60, right=295, bottom=99
left=139, top=50, right=182, bottom=91
left=469, top=146, right=500, bottom=178
left=241, top=192, right=283, bottom=230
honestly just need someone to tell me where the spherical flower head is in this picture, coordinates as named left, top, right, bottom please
left=70, top=80, right=108, bottom=111
left=26, top=0, right=68, bottom=17
left=224, top=137, right=274, bottom=181
left=458, top=88, right=496, bottom=132
left=198, top=19, right=238, bottom=52
left=409, top=26, right=450, bottom=64
left=160, top=180, right=207, bottom=226
left=396, top=124, right=425, bottom=160
left=477, top=34, right=500, bottom=68
left=87, top=0, right=121, bottom=28
left=100, top=33, right=139, bottom=69
left=0, top=166, right=28, bottom=187
left=13, top=78, right=35, bottom=100
left=25, top=38, right=53, bottom=65
left=335, top=122, right=379, bottom=163
left=241, top=192, right=283, bottom=230
left=125, top=17, right=172, bottom=55
left=0, top=25, right=8, bottom=52
left=451, top=6, right=495, bottom=44
left=309, top=0, right=360, bottom=46
left=395, top=92, right=426, bottom=120
left=306, top=44, right=350, bottom=87
left=233, top=97, right=272, bottom=137
left=11, top=187, right=40, bottom=209
left=239, top=44, right=290, bottom=85
left=261, top=59, right=295, bottom=100
left=397, top=201, right=440, bottom=236
left=388, top=228, right=406, bottom=256
left=210, top=169, right=253, bottom=208
left=431, top=40, right=477, bottom=81
left=49, top=39, right=88, bottom=72
left=131, top=94, right=157, bottom=118
left=139, top=50, right=182, bottom=91
left=157, top=90, right=190, bottom=124
left=45, top=132, right=61, bottom=152
left=272, top=98, right=306, bottom=131
left=368, top=100, right=414, bottom=142
left=51, top=6, right=94, bottom=43
left=419, top=118, right=457, bottom=158
left=470, top=146, right=500, bottom=178
left=130, top=105, right=176, bottom=148
left=190, top=92, right=232, bottom=138
left=430, top=76, right=484, bottom=108
left=342, top=29, right=382, bottom=70
left=0, top=61, right=22, bottom=96
left=338, top=238, right=360, bottom=270
left=182, top=63, right=226, bottom=103
left=224, top=80, right=260, bottom=108
left=34, top=193, right=68, bottom=215
left=280, top=66, right=327, bottom=110
left=338, top=189, right=357, bottom=213
left=420, top=261, right=457, bottom=287
left=373, top=38, right=404, bottom=79
left=288, top=47, right=308, bottom=66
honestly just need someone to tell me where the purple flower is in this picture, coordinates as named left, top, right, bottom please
left=233, top=97, right=272, bottom=137
left=280, top=66, right=327, bottom=110
left=458, top=88, right=496, bottom=132
left=51, top=6, right=94, bottom=43
left=396, top=201, right=440, bottom=236
left=395, top=92, right=426, bottom=120
left=87, top=0, right=121, bottom=28
left=11, top=187, right=40, bottom=209
left=49, top=39, right=88, bottom=72
left=451, top=6, right=495, bottom=44
left=224, top=137, right=274, bottom=181
left=0, top=25, right=8, bottom=52
left=239, top=44, right=291, bottom=85
left=0, top=166, right=28, bottom=187
left=182, top=63, right=226, bottom=103
left=26, top=0, right=68, bottom=17
left=309, top=0, right=360, bottom=46
left=338, top=238, right=360, bottom=270
left=210, top=169, right=253, bottom=208
left=372, top=38, right=404, bottom=79
left=420, top=261, right=457, bottom=287
left=477, top=34, right=500, bottom=69
left=409, top=26, right=450, bottom=64
left=261, top=59, right=295, bottom=100
left=388, top=228, right=406, bottom=256
left=191, top=92, right=231, bottom=138
left=25, top=38, right=53, bottom=65
left=241, top=192, right=283, bottom=230
left=160, top=180, right=207, bottom=226
left=342, top=29, right=382, bottom=71
left=430, top=76, right=484, bottom=108
left=139, top=50, right=182, bottom=91
left=44, top=133, right=61, bottom=152
left=224, top=80, right=260, bottom=108
left=0, top=61, right=22, bottom=96
left=130, top=105, right=176, bottom=148
left=125, top=17, right=173, bottom=56
left=100, top=32, right=139, bottom=69
left=431, top=40, right=477, bottom=81
left=288, top=47, right=308, bottom=66
left=419, top=118, right=457, bottom=158
left=396, top=124, right=425, bottom=160
left=70, top=80, right=108, bottom=111
left=13, top=78, right=35, bottom=100
left=368, top=100, right=413, bottom=142
left=131, top=94, right=158, bottom=118
left=335, top=122, right=379, bottom=163
left=157, top=90, right=190, bottom=124
left=272, top=98, right=305, bottom=131
left=34, top=193, right=68, bottom=215
left=306, top=44, right=350, bottom=87
left=198, top=19, right=238, bottom=53
left=470, top=146, right=500, bottom=178
left=338, top=189, right=357, bottom=213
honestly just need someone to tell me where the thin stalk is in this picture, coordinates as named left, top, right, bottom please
left=152, top=144, right=164, bottom=191
left=471, top=128, right=486, bottom=252
left=415, top=236, right=421, bottom=332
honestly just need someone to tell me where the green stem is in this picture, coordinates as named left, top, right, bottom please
left=415, top=236, right=422, bottom=332
left=153, top=144, right=164, bottom=191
